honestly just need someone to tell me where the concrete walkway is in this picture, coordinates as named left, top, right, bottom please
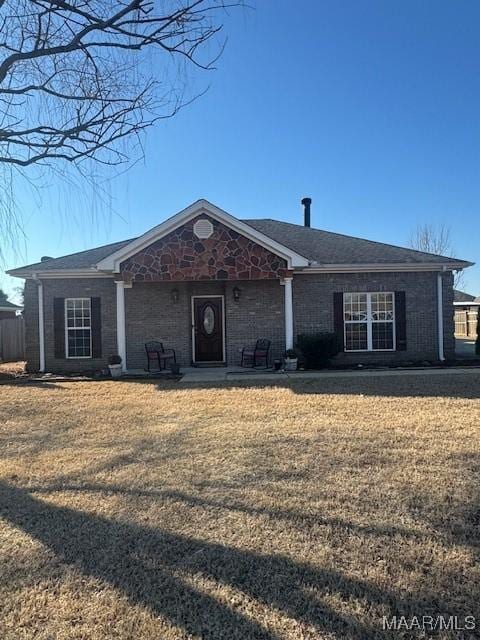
left=179, top=365, right=480, bottom=383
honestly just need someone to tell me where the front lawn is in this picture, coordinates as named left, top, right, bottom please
left=0, top=374, right=479, bottom=639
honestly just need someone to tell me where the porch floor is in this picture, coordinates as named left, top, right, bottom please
left=125, top=366, right=273, bottom=383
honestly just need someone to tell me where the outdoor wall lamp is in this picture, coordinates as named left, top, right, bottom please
left=171, top=288, right=179, bottom=303
left=233, top=286, right=241, bottom=302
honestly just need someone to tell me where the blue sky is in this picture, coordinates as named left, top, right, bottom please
left=2, top=0, right=479, bottom=301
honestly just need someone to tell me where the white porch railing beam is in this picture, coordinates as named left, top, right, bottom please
left=284, top=276, right=294, bottom=350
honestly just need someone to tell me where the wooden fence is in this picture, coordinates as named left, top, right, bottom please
left=454, top=310, right=478, bottom=338
left=0, top=316, right=25, bottom=362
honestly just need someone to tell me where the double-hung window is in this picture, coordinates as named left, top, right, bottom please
left=65, top=298, right=92, bottom=358
left=344, top=292, right=395, bottom=351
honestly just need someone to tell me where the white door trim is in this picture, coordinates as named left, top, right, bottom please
left=191, top=294, right=226, bottom=363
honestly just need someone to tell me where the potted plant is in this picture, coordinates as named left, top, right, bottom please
left=284, top=348, right=298, bottom=371
left=108, top=354, right=123, bottom=378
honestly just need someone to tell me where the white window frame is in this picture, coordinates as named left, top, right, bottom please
left=65, top=298, right=92, bottom=359
left=344, top=292, right=396, bottom=352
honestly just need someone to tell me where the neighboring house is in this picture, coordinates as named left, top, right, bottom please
left=453, top=290, right=479, bottom=337
left=0, top=299, right=22, bottom=320
left=7, top=199, right=473, bottom=373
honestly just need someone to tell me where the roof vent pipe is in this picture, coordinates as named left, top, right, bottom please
left=301, top=197, right=312, bottom=227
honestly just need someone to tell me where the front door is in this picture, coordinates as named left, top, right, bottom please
left=192, top=296, right=225, bottom=363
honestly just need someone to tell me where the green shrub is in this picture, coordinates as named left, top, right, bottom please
left=476, top=312, right=480, bottom=356
left=296, top=332, right=340, bottom=369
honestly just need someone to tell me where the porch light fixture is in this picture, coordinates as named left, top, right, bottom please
left=171, top=288, right=179, bottom=303
left=233, top=286, right=241, bottom=302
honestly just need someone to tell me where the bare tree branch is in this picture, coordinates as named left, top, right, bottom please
left=409, top=223, right=466, bottom=290
left=0, top=1, right=240, bottom=168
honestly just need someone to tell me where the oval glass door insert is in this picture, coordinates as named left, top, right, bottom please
left=203, top=305, right=215, bottom=334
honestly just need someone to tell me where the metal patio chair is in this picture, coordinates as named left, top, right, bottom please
left=240, top=338, right=271, bottom=368
left=145, top=341, right=176, bottom=371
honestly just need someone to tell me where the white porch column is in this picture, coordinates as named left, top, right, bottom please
left=284, top=276, right=294, bottom=350
left=437, top=272, right=445, bottom=361
left=36, top=278, right=45, bottom=372
left=116, top=280, right=127, bottom=371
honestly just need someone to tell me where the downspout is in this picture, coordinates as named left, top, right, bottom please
left=437, top=269, right=445, bottom=362
left=32, top=274, right=46, bottom=372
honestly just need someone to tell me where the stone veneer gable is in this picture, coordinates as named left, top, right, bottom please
left=120, top=215, right=288, bottom=282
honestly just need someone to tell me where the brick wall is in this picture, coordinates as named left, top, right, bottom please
left=293, top=271, right=455, bottom=363
left=224, top=280, right=285, bottom=366
left=442, top=271, right=455, bottom=357
left=23, top=280, right=40, bottom=372
left=125, top=281, right=197, bottom=369
left=22, top=270, right=455, bottom=372
left=125, top=279, right=285, bottom=368
left=29, top=278, right=117, bottom=373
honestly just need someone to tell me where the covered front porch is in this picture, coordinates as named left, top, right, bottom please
left=115, top=278, right=294, bottom=372
left=101, top=202, right=306, bottom=373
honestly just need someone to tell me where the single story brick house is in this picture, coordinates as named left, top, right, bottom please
left=0, top=298, right=22, bottom=320
left=7, top=199, right=473, bottom=373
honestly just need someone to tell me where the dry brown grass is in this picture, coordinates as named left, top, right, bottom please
left=0, top=374, right=479, bottom=639
left=0, top=361, right=25, bottom=377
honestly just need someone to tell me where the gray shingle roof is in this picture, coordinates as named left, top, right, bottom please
left=243, top=219, right=465, bottom=265
left=8, top=219, right=469, bottom=275
left=8, top=238, right=134, bottom=274
left=0, top=299, right=22, bottom=310
left=454, top=289, right=476, bottom=303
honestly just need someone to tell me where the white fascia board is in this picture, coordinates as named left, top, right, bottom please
left=6, top=269, right=114, bottom=279
left=453, top=301, right=480, bottom=306
left=95, top=199, right=309, bottom=271
left=0, top=306, right=22, bottom=312
left=295, top=261, right=473, bottom=274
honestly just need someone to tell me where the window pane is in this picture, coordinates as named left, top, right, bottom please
left=372, top=322, right=394, bottom=350
left=67, top=328, right=91, bottom=357
left=371, top=293, right=394, bottom=321
left=345, top=323, right=368, bottom=351
left=344, top=293, right=367, bottom=321
left=66, top=299, right=91, bottom=330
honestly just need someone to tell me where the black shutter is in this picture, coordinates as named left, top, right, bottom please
left=91, top=297, right=102, bottom=358
left=395, top=291, right=407, bottom=351
left=333, top=292, right=344, bottom=351
left=53, top=298, right=65, bottom=359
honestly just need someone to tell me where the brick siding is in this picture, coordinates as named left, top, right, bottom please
left=22, top=271, right=455, bottom=372
left=293, top=271, right=454, bottom=363
left=125, top=279, right=285, bottom=368
left=23, top=280, right=40, bottom=372
left=24, top=278, right=116, bottom=373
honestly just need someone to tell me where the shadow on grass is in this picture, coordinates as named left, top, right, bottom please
left=1, top=481, right=475, bottom=640
left=27, top=481, right=436, bottom=544
left=116, top=371, right=480, bottom=400
left=0, top=379, right=66, bottom=389
left=2, top=370, right=480, bottom=399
